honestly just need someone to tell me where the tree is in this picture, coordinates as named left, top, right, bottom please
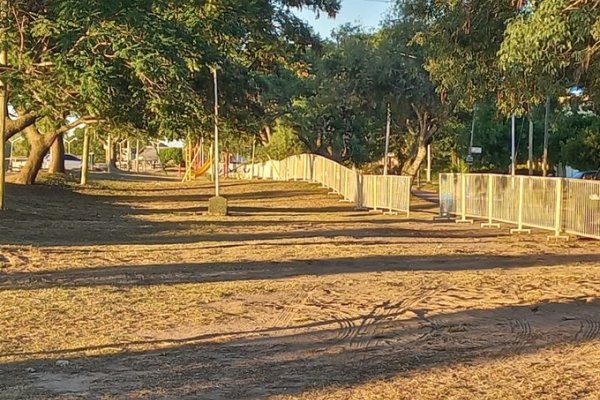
left=3, top=0, right=205, bottom=183
left=1, top=0, right=341, bottom=184
left=500, top=0, right=600, bottom=111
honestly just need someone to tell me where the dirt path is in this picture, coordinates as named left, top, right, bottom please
left=0, top=173, right=599, bottom=399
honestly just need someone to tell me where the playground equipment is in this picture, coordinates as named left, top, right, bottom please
left=194, top=160, right=212, bottom=177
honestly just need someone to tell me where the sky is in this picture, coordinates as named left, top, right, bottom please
left=294, top=0, right=393, bottom=38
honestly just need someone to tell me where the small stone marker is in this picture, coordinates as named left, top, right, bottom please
left=208, top=196, right=228, bottom=216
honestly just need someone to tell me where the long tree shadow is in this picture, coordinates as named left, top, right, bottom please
left=0, top=178, right=506, bottom=246
left=2, top=299, right=599, bottom=398
left=1, top=253, right=598, bottom=291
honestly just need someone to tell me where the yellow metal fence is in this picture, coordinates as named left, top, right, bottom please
left=240, top=154, right=412, bottom=215
left=440, top=173, right=600, bottom=239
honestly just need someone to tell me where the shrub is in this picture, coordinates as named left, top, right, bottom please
left=159, top=148, right=184, bottom=166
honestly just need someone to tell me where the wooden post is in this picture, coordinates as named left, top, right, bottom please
left=426, top=144, right=432, bottom=183
left=80, top=127, right=91, bottom=185
left=135, top=140, right=140, bottom=173
left=106, top=133, right=112, bottom=173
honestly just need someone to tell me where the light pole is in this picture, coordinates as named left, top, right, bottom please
left=207, top=66, right=227, bottom=215
left=212, top=66, right=220, bottom=196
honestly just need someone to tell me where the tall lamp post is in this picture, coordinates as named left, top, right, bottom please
left=212, top=66, right=220, bottom=197
left=207, top=66, right=227, bottom=215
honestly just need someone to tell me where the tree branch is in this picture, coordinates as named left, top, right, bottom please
left=4, top=111, right=39, bottom=141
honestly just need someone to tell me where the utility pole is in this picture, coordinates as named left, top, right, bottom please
left=542, top=96, right=550, bottom=177
left=383, top=103, right=391, bottom=175
left=528, top=118, right=534, bottom=176
left=511, top=114, right=516, bottom=176
left=135, top=139, right=140, bottom=173
left=469, top=106, right=476, bottom=153
left=0, top=4, right=8, bottom=210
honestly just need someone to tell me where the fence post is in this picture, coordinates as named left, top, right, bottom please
left=321, top=159, right=326, bottom=188
left=456, top=173, right=473, bottom=224
left=384, top=175, right=397, bottom=215
left=355, top=170, right=363, bottom=210
left=510, top=176, right=531, bottom=234
left=388, top=175, right=393, bottom=213
left=549, top=178, right=569, bottom=240
left=406, top=176, right=411, bottom=218
left=372, top=177, right=378, bottom=211
left=481, top=175, right=500, bottom=228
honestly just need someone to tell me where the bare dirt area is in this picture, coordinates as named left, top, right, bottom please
left=0, top=172, right=599, bottom=399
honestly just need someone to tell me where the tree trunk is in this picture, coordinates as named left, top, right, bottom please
left=401, top=142, right=428, bottom=177
left=14, top=126, right=57, bottom=185
left=80, top=128, right=91, bottom=185
left=105, top=134, right=118, bottom=173
left=48, top=135, right=65, bottom=174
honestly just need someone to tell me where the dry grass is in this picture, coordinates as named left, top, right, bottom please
left=0, top=171, right=599, bottom=399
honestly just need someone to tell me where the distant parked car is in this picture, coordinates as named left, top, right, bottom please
left=573, top=170, right=599, bottom=180
left=42, top=154, right=82, bottom=171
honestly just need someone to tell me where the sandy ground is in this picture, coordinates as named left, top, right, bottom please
left=0, top=172, right=599, bottom=399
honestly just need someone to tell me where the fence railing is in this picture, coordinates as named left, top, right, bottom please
left=238, top=154, right=412, bottom=216
left=439, top=173, right=600, bottom=239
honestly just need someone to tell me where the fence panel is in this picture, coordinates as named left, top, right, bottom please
left=438, top=173, right=600, bottom=239
left=521, top=176, right=558, bottom=231
left=563, top=179, right=600, bottom=239
left=241, top=154, right=412, bottom=216
left=439, top=173, right=459, bottom=217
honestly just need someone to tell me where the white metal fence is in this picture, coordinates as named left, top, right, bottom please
left=239, top=154, right=412, bottom=215
left=440, top=173, right=600, bottom=239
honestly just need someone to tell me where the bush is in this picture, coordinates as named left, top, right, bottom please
left=159, top=148, right=184, bottom=166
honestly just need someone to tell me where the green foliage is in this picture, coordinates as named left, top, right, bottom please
left=2, top=0, right=342, bottom=142
left=159, top=148, right=184, bottom=166
left=256, top=120, right=305, bottom=161
left=499, top=0, right=600, bottom=111
left=552, top=103, right=600, bottom=170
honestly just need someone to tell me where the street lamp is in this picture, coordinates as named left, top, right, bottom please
left=207, top=66, right=227, bottom=216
